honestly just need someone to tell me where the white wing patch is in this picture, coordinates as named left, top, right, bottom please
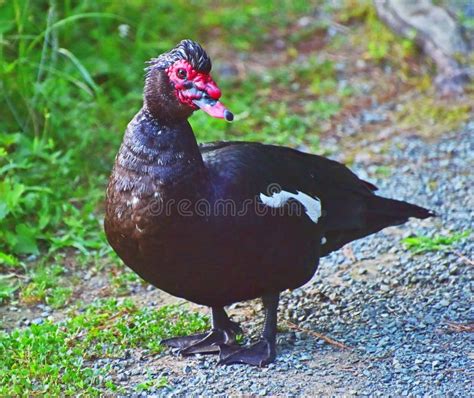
left=259, top=190, right=322, bottom=223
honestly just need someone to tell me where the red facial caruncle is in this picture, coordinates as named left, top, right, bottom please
left=166, top=59, right=233, bottom=121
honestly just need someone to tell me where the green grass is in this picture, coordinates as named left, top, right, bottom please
left=136, top=375, right=169, bottom=393
left=110, top=266, right=143, bottom=295
left=402, top=231, right=471, bottom=254
left=196, top=58, right=339, bottom=148
left=0, top=298, right=209, bottom=396
left=373, top=165, right=392, bottom=178
left=20, top=263, right=72, bottom=308
left=336, top=0, right=416, bottom=64
left=0, top=274, right=20, bottom=303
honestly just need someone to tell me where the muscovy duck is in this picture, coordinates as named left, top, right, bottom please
left=105, top=40, right=433, bottom=366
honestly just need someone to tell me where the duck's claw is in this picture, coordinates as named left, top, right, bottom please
left=161, top=332, right=211, bottom=351
left=162, top=326, right=241, bottom=356
left=218, top=339, right=276, bottom=367
left=179, top=329, right=234, bottom=355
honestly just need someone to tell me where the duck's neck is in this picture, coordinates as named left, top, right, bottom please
left=116, top=108, right=206, bottom=188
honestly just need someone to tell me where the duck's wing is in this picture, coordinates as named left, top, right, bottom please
left=200, top=141, right=432, bottom=256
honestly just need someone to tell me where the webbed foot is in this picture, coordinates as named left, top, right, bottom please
left=161, top=332, right=212, bottom=351
left=218, top=338, right=276, bottom=366
left=219, top=293, right=280, bottom=367
left=161, top=307, right=242, bottom=356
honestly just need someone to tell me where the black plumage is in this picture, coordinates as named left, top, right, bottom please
left=105, top=40, right=433, bottom=366
left=146, top=39, right=212, bottom=74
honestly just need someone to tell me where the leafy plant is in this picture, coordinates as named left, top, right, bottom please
left=335, top=0, right=416, bottom=64
left=136, top=375, right=168, bottom=392
left=110, top=267, right=143, bottom=295
left=395, top=97, right=471, bottom=137
left=0, top=299, right=208, bottom=396
left=0, top=275, right=19, bottom=304
left=20, top=264, right=72, bottom=308
left=374, top=165, right=392, bottom=178
left=403, top=231, right=471, bottom=254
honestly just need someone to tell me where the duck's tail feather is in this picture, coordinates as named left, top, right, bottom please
left=321, top=196, right=435, bottom=257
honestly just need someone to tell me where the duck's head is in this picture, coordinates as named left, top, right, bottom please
left=144, top=39, right=233, bottom=123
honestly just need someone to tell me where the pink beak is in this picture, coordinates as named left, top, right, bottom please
left=186, top=74, right=233, bottom=121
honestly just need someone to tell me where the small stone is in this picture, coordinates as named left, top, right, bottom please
left=424, top=315, right=436, bottom=324
left=382, top=374, right=392, bottom=383
left=449, top=265, right=459, bottom=275
left=380, top=284, right=390, bottom=292
left=356, top=59, right=366, bottom=69
left=432, top=360, right=441, bottom=369
left=439, top=299, right=450, bottom=307
left=438, top=273, right=450, bottom=282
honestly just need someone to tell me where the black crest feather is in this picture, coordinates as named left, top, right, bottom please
left=146, top=40, right=212, bottom=75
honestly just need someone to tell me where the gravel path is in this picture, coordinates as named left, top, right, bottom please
left=105, top=122, right=473, bottom=397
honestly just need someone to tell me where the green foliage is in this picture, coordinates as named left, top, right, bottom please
left=373, top=165, right=392, bottom=178
left=457, top=2, right=474, bottom=30
left=20, top=264, right=72, bottom=308
left=0, top=132, right=106, bottom=259
left=396, top=97, right=472, bottom=136
left=190, top=55, right=341, bottom=149
left=0, top=275, right=19, bottom=303
left=110, top=267, right=143, bottom=295
left=0, top=299, right=209, bottom=396
left=200, top=1, right=314, bottom=50
left=336, top=0, right=416, bottom=64
left=0, top=251, right=20, bottom=267
left=136, top=375, right=168, bottom=392
left=235, top=333, right=245, bottom=344
left=403, top=231, right=471, bottom=254
left=364, top=14, right=415, bottom=63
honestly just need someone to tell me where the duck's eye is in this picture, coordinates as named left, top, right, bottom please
left=177, top=68, right=187, bottom=79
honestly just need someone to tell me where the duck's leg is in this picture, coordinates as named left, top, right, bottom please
left=161, top=307, right=242, bottom=355
left=219, top=293, right=279, bottom=366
